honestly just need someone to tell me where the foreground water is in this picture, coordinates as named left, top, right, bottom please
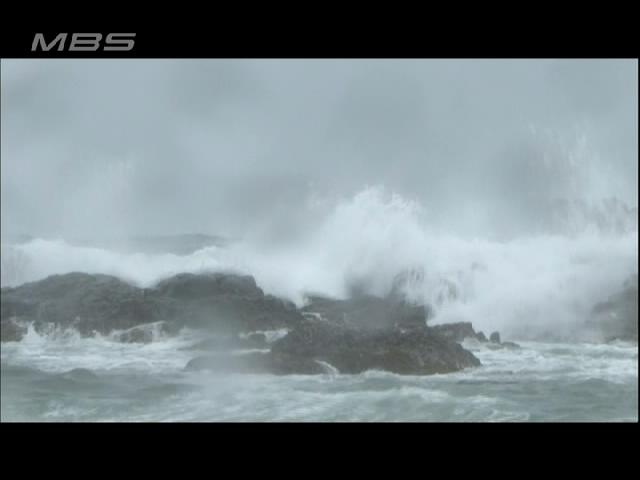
left=1, top=328, right=636, bottom=422
left=1, top=188, right=637, bottom=421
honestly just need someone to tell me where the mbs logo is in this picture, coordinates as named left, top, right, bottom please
left=32, top=33, right=136, bottom=52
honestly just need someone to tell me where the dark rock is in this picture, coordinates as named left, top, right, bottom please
left=152, top=273, right=302, bottom=333
left=155, top=272, right=262, bottom=299
left=189, top=318, right=483, bottom=376
left=1, top=273, right=173, bottom=336
left=1, top=318, right=28, bottom=342
left=1, top=272, right=304, bottom=341
left=430, top=322, right=494, bottom=343
left=431, top=322, right=484, bottom=343
left=269, top=320, right=481, bottom=375
left=3, top=270, right=488, bottom=378
left=302, top=294, right=428, bottom=331
left=427, top=323, right=517, bottom=347
left=588, top=275, right=638, bottom=342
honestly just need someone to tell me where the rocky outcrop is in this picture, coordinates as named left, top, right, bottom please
left=185, top=321, right=481, bottom=376
left=268, top=320, right=481, bottom=375
left=3, top=271, right=485, bottom=377
left=181, top=289, right=482, bottom=376
left=1, top=318, right=28, bottom=342
left=588, top=275, right=638, bottom=342
left=1, top=273, right=170, bottom=336
left=431, top=322, right=484, bottom=343
left=155, top=272, right=263, bottom=299
left=184, top=293, right=484, bottom=376
left=153, top=273, right=301, bottom=332
left=0, top=271, right=304, bottom=340
left=430, top=322, right=519, bottom=349
left=301, top=294, right=428, bottom=330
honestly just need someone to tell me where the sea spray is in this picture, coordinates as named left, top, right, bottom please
left=2, top=186, right=637, bottom=340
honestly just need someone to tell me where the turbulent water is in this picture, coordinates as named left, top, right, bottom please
left=1, top=327, right=636, bottom=422
left=1, top=188, right=638, bottom=421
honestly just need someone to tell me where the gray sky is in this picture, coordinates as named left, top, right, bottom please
left=1, top=59, right=637, bottom=241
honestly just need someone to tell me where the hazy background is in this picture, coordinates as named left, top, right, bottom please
left=1, top=59, right=637, bottom=242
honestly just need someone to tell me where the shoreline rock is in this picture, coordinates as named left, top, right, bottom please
left=269, top=320, right=481, bottom=375
left=301, top=294, right=429, bottom=330
left=4, top=271, right=489, bottom=377
left=1, top=272, right=304, bottom=339
left=587, top=275, right=638, bottom=343
left=430, top=322, right=520, bottom=349
left=1, top=318, right=28, bottom=342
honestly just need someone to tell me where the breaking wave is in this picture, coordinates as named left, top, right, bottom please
left=2, top=186, right=637, bottom=340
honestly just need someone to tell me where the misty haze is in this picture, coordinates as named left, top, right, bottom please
left=1, top=59, right=637, bottom=422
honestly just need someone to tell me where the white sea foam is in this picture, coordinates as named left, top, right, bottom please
left=2, top=186, right=637, bottom=340
left=0, top=323, right=197, bottom=374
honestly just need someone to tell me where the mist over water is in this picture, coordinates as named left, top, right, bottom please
left=1, top=59, right=637, bottom=421
left=2, top=59, right=637, bottom=241
left=2, top=185, right=637, bottom=340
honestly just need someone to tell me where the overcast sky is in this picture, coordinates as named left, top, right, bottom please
left=1, top=59, right=637, bottom=241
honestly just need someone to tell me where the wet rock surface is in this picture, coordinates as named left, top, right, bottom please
left=588, top=274, right=638, bottom=342
left=431, top=322, right=519, bottom=349
left=1, top=272, right=303, bottom=339
left=1, top=318, right=28, bottom=342
left=301, top=295, right=428, bottom=330
left=431, top=322, right=482, bottom=343
left=2, top=271, right=517, bottom=376
left=268, top=320, right=481, bottom=375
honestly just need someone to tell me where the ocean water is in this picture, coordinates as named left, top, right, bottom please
left=1, top=327, right=637, bottom=422
left=1, top=188, right=637, bottom=422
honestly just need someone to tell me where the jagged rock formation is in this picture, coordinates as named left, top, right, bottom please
left=0, top=271, right=302, bottom=341
left=1, top=271, right=485, bottom=376
left=267, top=320, right=481, bottom=375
